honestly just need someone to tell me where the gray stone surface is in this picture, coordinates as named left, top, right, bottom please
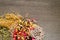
left=0, top=0, right=60, bottom=40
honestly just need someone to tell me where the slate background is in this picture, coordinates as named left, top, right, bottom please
left=0, top=0, right=60, bottom=40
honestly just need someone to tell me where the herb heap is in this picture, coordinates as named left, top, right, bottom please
left=0, top=13, right=44, bottom=40
left=0, top=26, right=11, bottom=40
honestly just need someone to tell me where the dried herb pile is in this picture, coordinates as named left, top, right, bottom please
left=0, top=13, right=44, bottom=40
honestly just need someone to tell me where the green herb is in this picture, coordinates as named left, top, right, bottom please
left=0, top=26, right=11, bottom=40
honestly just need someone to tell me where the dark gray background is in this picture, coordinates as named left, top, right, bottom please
left=0, top=0, right=60, bottom=40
